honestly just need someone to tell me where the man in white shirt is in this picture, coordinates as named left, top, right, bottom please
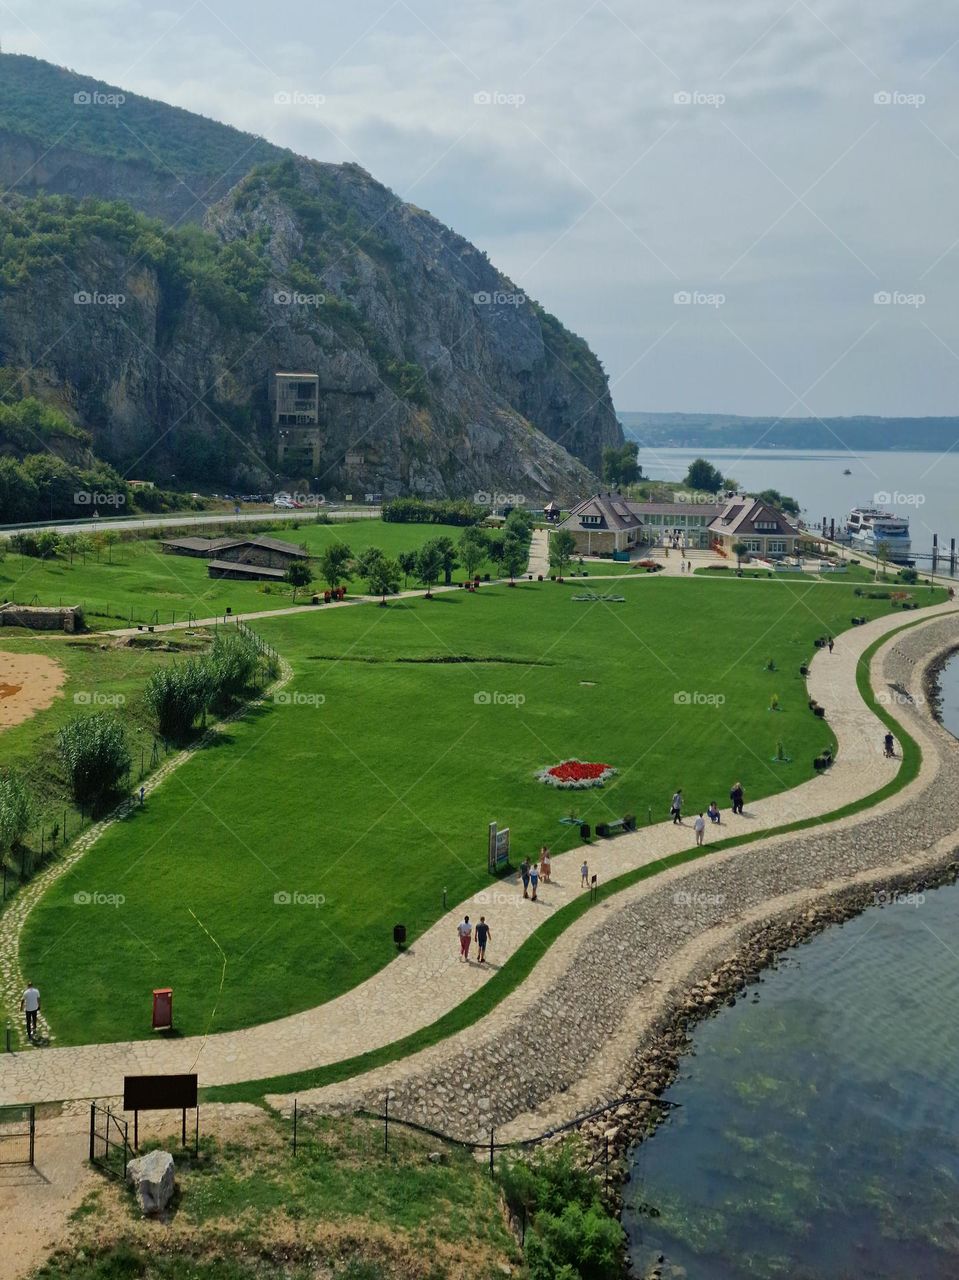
left=693, top=813, right=706, bottom=847
left=20, top=982, right=40, bottom=1040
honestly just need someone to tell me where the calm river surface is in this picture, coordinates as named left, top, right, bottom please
left=623, top=655, right=959, bottom=1279
left=640, top=448, right=959, bottom=570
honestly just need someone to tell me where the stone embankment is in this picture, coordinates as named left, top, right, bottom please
left=291, top=615, right=959, bottom=1149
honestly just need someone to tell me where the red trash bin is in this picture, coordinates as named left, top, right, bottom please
left=152, top=987, right=173, bottom=1031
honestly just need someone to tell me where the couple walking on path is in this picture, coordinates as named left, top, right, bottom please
left=457, top=915, right=492, bottom=962
left=520, top=853, right=549, bottom=901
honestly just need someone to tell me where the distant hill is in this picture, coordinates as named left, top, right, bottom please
left=0, top=53, right=621, bottom=498
left=620, top=412, right=959, bottom=452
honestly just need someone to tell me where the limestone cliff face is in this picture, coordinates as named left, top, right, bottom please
left=0, top=56, right=622, bottom=499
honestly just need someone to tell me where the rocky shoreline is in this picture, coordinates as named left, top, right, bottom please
left=576, top=852, right=959, bottom=1196
left=922, top=642, right=959, bottom=726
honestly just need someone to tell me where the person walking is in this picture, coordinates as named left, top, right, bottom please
left=475, top=916, right=492, bottom=963
left=730, top=781, right=744, bottom=815
left=827, top=636, right=835, bottom=654
left=520, top=856, right=531, bottom=899
left=457, top=915, right=472, bottom=961
left=581, top=859, right=590, bottom=888
left=540, top=847, right=552, bottom=883
left=670, top=789, right=683, bottom=824
left=20, top=982, right=40, bottom=1040
left=884, top=731, right=896, bottom=758
left=529, top=862, right=540, bottom=901
left=693, top=813, right=706, bottom=846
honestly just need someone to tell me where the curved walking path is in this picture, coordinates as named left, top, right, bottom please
left=2, top=598, right=955, bottom=1105
left=288, top=610, right=959, bottom=1141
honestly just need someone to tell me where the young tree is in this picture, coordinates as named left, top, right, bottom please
left=549, top=530, right=577, bottom=576
left=431, top=535, right=459, bottom=585
left=732, top=540, right=749, bottom=568
left=684, top=458, right=724, bottom=493
left=318, top=541, right=353, bottom=591
left=35, top=530, right=61, bottom=560
left=61, top=533, right=79, bottom=565
left=398, top=548, right=419, bottom=588
left=458, top=526, right=488, bottom=579
left=500, top=533, right=528, bottom=583
left=285, top=559, right=313, bottom=602
left=365, top=552, right=402, bottom=604
left=75, top=534, right=94, bottom=564
left=416, top=542, right=444, bottom=597
left=102, top=530, right=120, bottom=563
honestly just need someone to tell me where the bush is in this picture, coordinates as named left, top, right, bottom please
left=0, top=770, right=35, bottom=860
left=382, top=497, right=488, bottom=526
left=207, top=630, right=261, bottom=710
left=145, top=660, right=213, bottom=740
left=57, top=713, right=131, bottom=809
left=499, top=1142, right=624, bottom=1280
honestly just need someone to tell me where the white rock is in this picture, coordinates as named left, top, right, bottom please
left=125, top=1149, right=175, bottom=1215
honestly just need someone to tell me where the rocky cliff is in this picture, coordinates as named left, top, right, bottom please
left=0, top=54, right=621, bottom=499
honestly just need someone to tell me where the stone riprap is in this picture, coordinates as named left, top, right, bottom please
left=283, top=613, right=959, bottom=1141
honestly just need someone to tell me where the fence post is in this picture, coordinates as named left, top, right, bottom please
left=5, top=1022, right=11, bottom=1053
left=489, top=1128, right=494, bottom=1176
left=384, top=1092, right=390, bottom=1154
left=28, top=1105, right=35, bottom=1167
left=89, top=1103, right=95, bottom=1163
left=292, top=1099, right=297, bottom=1156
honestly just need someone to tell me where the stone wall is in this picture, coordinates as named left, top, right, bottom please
left=0, top=604, right=82, bottom=632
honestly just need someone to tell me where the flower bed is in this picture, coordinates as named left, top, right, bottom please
left=536, top=759, right=617, bottom=789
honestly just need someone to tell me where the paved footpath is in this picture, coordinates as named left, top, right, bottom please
left=3, top=598, right=955, bottom=1105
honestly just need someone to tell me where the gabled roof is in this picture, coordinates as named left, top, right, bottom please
left=559, top=493, right=644, bottom=533
left=207, top=560, right=290, bottom=579
left=161, top=536, right=237, bottom=553
left=708, top=497, right=798, bottom=537
left=626, top=500, right=725, bottom=518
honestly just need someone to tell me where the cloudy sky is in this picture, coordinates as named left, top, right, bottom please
left=7, top=0, right=959, bottom=417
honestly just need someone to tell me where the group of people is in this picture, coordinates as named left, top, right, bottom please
left=519, top=847, right=552, bottom=900
left=671, top=783, right=745, bottom=844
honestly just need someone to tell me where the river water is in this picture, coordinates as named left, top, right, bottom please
left=623, top=654, right=959, bottom=1280
left=639, top=448, right=959, bottom=569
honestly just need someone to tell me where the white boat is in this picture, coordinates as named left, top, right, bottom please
left=846, top=507, right=911, bottom=562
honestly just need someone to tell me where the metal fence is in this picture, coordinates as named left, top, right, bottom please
left=291, top=1089, right=675, bottom=1182
left=88, top=1103, right=130, bottom=1178
left=0, top=1104, right=35, bottom=1166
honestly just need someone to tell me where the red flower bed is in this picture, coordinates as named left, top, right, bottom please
left=536, top=759, right=617, bottom=789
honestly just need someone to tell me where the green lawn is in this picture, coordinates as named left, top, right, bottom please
left=0, top=521, right=494, bottom=630
left=21, top=575, right=942, bottom=1047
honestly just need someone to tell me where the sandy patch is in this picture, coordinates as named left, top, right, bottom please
left=0, top=652, right=66, bottom=731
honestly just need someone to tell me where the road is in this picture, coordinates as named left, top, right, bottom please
left=0, top=507, right=380, bottom=537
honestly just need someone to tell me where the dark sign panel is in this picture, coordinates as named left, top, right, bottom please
left=123, top=1073, right=198, bottom=1111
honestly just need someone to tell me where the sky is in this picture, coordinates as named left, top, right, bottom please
left=6, top=0, right=959, bottom=419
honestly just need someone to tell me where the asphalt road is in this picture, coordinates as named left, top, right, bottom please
left=0, top=507, right=380, bottom=537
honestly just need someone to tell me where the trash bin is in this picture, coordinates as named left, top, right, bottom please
left=152, top=987, right=173, bottom=1031
left=579, top=823, right=591, bottom=840
left=393, top=923, right=407, bottom=948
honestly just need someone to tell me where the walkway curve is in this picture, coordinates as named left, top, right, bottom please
left=2, top=599, right=954, bottom=1105
left=285, top=611, right=959, bottom=1141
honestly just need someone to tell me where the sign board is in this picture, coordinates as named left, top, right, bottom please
left=123, top=1073, right=198, bottom=1112
left=152, top=987, right=173, bottom=1030
left=488, top=822, right=510, bottom=874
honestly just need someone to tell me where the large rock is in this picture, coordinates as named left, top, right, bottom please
left=125, top=1149, right=175, bottom=1215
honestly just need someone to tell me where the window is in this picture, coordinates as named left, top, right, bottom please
left=581, top=515, right=601, bottom=526
left=768, top=539, right=786, bottom=553
left=745, top=538, right=761, bottom=551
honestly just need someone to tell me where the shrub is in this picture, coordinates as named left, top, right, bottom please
left=382, top=497, right=488, bottom=525
left=0, top=770, right=35, bottom=860
left=207, top=630, right=261, bottom=710
left=57, top=713, right=131, bottom=808
left=146, top=660, right=213, bottom=741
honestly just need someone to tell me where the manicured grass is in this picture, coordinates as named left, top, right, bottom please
left=0, top=521, right=493, bottom=629
left=22, top=576, right=944, bottom=1048
left=203, top=611, right=946, bottom=1104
